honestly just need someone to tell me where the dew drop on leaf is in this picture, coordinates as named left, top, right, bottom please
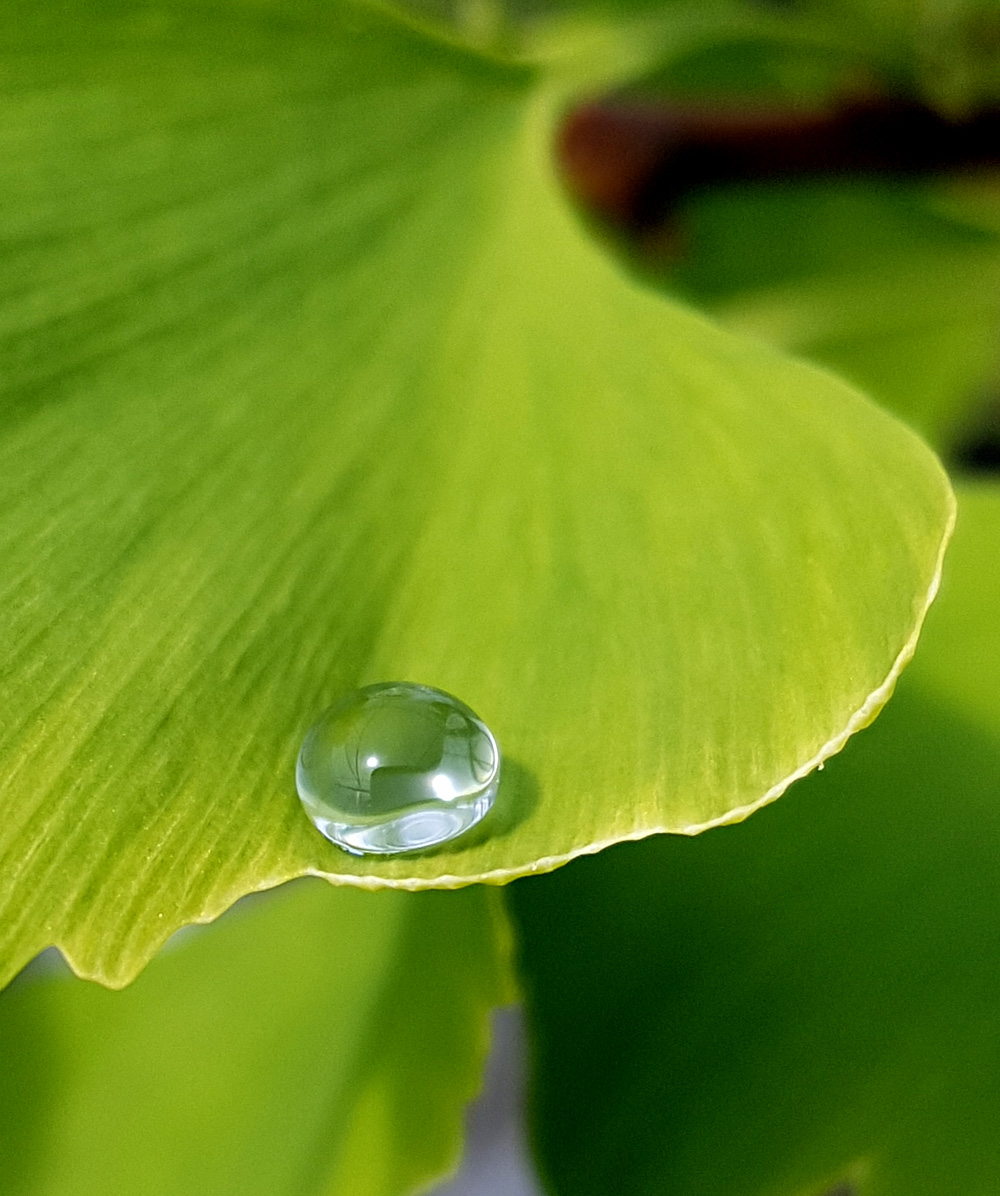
left=296, top=682, right=500, bottom=855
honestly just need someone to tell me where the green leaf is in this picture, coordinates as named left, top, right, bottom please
left=620, top=13, right=867, bottom=103
left=0, top=879, right=512, bottom=1196
left=511, top=483, right=1000, bottom=1196
left=669, top=180, right=1000, bottom=449
left=521, top=0, right=1000, bottom=112
left=802, top=0, right=1000, bottom=113
left=626, top=0, right=1000, bottom=113
left=0, top=0, right=952, bottom=988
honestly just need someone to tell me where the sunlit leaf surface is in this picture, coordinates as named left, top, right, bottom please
left=0, top=0, right=952, bottom=986
left=512, top=484, right=1000, bottom=1196
left=0, top=880, right=512, bottom=1196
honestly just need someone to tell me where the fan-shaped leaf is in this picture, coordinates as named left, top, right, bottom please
left=0, top=880, right=512, bottom=1196
left=0, top=0, right=952, bottom=987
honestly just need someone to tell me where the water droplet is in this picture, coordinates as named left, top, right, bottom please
left=296, top=682, right=500, bottom=855
left=818, top=762, right=825, bottom=771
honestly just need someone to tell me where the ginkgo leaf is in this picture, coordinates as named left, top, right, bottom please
left=0, top=0, right=952, bottom=988
left=0, top=880, right=513, bottom=1196
left=511, top=484, right=1000, bottom=1196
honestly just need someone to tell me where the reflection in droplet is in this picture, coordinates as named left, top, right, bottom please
left=296, top=682, right=500, bottom=855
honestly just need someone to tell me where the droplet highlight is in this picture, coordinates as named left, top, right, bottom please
left=296, top=682, right=500, bottom=855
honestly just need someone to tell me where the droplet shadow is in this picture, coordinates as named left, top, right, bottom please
left=476, top=756, right=540, bottom=843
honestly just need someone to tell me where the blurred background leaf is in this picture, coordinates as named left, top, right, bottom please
left=0, top=880, right=512, bottom=1196
left=511, top=483, right=1000, bottom=1196
left=523, top=0, right=1000, bottom=115
left=669, top=178, right=1000, bottom=449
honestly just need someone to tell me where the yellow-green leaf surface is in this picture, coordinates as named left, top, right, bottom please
left=511, top=484, right=1000, bottom=1196
left=0, top=0, right=953, bottom=987
left=0, top=880, right=512, bottom=1196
